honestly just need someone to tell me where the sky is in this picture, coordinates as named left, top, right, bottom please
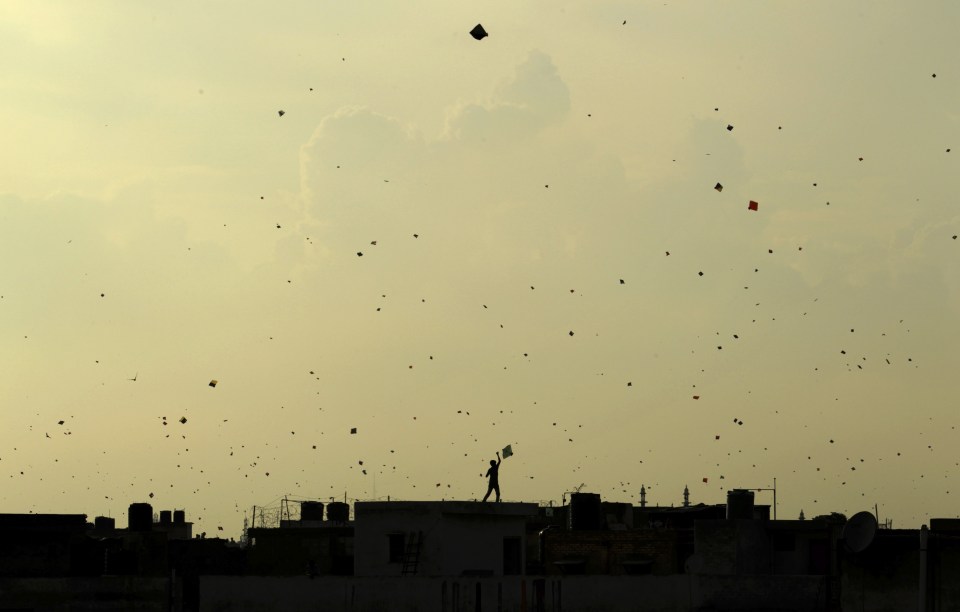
left=1, top=1, right=959, bottom=539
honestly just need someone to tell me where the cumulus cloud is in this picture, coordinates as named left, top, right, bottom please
left=443, top=50, right=570, bottom=144
left=293, top=49, right=636, bottom=281
left=301, top=107, right=418, bottom=176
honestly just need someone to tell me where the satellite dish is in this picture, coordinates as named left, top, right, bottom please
left=843, top=511, right=878, bottom=553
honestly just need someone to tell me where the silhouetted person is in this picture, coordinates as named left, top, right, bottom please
left=483, top=452, right=502, bottom=502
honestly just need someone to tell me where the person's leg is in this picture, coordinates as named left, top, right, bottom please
left=483, top=486, right=492, bottom=502
left=494, top=484, right=501, bottom=502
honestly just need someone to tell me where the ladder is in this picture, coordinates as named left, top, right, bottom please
left=401, top=530, right=423, bottom=575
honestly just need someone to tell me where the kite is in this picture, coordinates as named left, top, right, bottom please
left=470, top=24, right=488, bottom=40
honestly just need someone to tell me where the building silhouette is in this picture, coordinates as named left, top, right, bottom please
left=0, top=488, right=958, bottom=611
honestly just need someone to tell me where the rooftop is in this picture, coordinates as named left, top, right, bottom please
left=354, top=500, right=538, bottom=517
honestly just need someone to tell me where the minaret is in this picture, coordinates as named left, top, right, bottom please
left=639, top=485, right=647, bottom=508
left=682, top=485, right=690, bottom=508
left=799, top=509, right=805, bottom=521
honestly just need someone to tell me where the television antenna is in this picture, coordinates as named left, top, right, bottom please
left=561, top=484, right=586, bottom=506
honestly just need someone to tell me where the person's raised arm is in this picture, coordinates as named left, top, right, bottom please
left=496, top=451, right=502, bottom=466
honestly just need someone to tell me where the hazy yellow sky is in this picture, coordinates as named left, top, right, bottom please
left=2, top=1, right=959, bottom=538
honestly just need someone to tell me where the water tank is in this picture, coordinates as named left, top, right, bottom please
left=128, top=503, right=153, bottom=531
left=326, top=502, right=349, bottom=523
left=301, top=501, right=324, bottom=522
left=94, top=516, right=115, bottom=531
left=173, top=510, right=186, bottom=524
left=159, top=510, right=172, bottom=525
left=726, top=489, right=755, bottom=520
left=569, top=493, right=603, bottom=530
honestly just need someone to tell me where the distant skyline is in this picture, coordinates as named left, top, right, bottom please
left=2, top=1, right=959, bottom=539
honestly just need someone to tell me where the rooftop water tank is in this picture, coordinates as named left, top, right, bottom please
left=726, top=489, right=755, bottom=520
left=174, top=510, right=186, bottom=524
left=128, top=503, right=153, bottom=531
left=159, top=510, right=172, bottom=525
left=94, top=516, right=115, bottom=531
left=301, top=501, right=324, bottom=522
left=569, top=493, right=603, bottom=530
left=326, top=502, right=349, bottom=523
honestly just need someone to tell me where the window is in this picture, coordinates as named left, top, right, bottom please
left=503, top=537, right=522, bottom=575
left=388, top=533, right=405, bottom=563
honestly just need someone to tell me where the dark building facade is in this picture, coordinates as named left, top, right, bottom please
left=5, top=493, right=960, bottom=611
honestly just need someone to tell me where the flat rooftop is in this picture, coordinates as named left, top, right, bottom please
left=0, top=514, right=88, bottom=531
left=354, top=501, right=538, bottom=517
